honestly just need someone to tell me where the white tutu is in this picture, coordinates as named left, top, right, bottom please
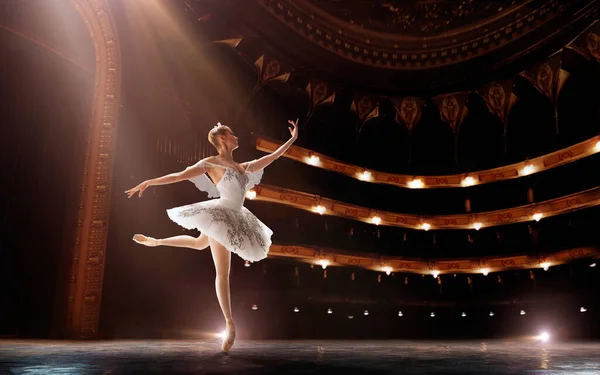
left=165, top=159, right=272, bottom=262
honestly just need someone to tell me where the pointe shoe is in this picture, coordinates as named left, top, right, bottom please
left=221, top=323, right=236, bottom=352
left=132, top=234, right=160, bottom=247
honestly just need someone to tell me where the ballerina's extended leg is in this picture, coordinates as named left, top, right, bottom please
left=132, top=233, right=209, bottom=250
left=209, top=237, right=236, bottom=352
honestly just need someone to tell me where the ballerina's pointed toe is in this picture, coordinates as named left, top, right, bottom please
left=221, top=324, right=236, bottom=352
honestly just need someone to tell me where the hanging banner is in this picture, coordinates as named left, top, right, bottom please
left=432, top=92, right=469, bottom=133
left=390, top=97, right=426, bottom=135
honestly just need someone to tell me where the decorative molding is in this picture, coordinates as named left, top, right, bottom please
left=256, top=135, right=600, bottom=189
left=249, top=184, right=600, bottom=230
left=66, top=0, right=121, bottom=339
left=269, top=244, right=600, bottom=275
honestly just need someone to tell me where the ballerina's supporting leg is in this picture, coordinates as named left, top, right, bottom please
left=132, top=233, right=209, bottom=250
left=209, top=237, right=236, bottom=352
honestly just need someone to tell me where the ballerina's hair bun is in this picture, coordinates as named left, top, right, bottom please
left=208, top=122, right=230, bottom=148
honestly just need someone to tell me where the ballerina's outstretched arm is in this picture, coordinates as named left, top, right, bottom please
left=125, top=158, right=210, bottom=198
left=245, top=118, right=299, bottom=172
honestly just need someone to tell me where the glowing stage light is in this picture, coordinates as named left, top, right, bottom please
left=431, top=271, right=440, bottom=279
left=595, top=140, right=600, bottom=152
left=522, top=164, right=535, bottom=176
left=327, top=308, right=332, bottom=314
left=382, top=266, right=392, bottom=275
left=422, top=222, right=431, bottom=231
left=358, top=170, right=372, bottom=181
left=489, top=311, right=494, bottom=317
left=306, top=155, right=320, bottom=166
left=348, top=315, right=354, bottom=319
left=245, top=190, right=257, bottom=200
left=533, top=213, right=543, bottom=222
left=313, top=205, right=326, bottom=215
left=398, top=311, right=403, bottom=317
left=461, top=312, right=467, bottom=317
left=318, top=260, right=329, bottom=269
left=430, top=312, right=435, bottom=318
left=541, top=262, right=551, bottom=271
left=371, top=216, right=382, bottom=225
left=481, top=268, right=490, bottom=276
left=473, top=222, right=482, bottom=231
left=580, top=307, right=587, bottom=313
left=220, top=330, right=227, bottom=339
left=294, top=307, right=299, bottom=313
left=252, top=304, right=258, bottom=311
left=364, top=310, right=369, bottom=316
left=520, top=310, right=526, bottom=316
left=408, top=178, right=424, bottom=189
left=537, top=331, right=550, bottom=342
left=590, top=263, right=596, bottom=268
left=462, top=176, right=476, bottom=186
left=244, top=260, right=250, bottom=268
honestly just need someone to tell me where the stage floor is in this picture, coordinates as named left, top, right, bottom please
left=1, top=340, right=599, bottom=374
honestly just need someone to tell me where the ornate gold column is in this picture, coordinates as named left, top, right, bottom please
left=65, top=0, right=121, bottom=339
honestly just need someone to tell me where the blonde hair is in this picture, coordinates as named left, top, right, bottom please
left=208, top=123, right=231, bottom=149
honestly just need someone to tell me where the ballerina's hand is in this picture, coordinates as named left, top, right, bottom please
left=125, top=180, right=149, bottom=198
left=287, top=118, right=299, bottom=140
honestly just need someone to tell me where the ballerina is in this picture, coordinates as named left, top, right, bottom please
left=125, top=119, right=299, bottom=352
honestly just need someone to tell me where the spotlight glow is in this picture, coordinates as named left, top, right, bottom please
left=252, top=304, right=258, bottom=311
left=590, top=263, right=596, bottom=268
left=371, top=216, right=382, bottom=225
left=481, top=268, right=490, bottom=276
left=422, top=222, right=431, bottom=231
left=537, top=331, right=550, bottom=342
left=358, top=170, right=372, bottom=181
left=364, top=310, right=369, bottom=316
left=408, top=178, right=424, bottom=189
left=220, top=330, right=227, bottom=339
left=462, top=176, right=476, bottom=186
left=318, top=260, right=329, bottom=269
left=473, top=222, right=482, bottom=231
left=541, top=262, right=551, bottom=271
left=461, top=312, right=467, bottom=317
left=398, top=311, right=403, bottom=317
left=489, top=311, right=494, bottom=317
left=432, top=271, right=440, bottom=279
left=306, top=155, right=320, bottom=166
left=245, top=190, right=257, bottom=200
left=327, top=308, right=332, bottom=314
left=580, top=307, right=587, bottom=313
left=430, top=312, right=435, bottom=318
left=520, top=310, right=526, bottom=316
left=313, top=205, right=326, bottom=215
left=595, top=140, right=600, bottom=152
left=522, top=164, right=535, bottom=176
left=383, top=266, right=393, bottom=275
left=533, top=213, right=543, bottom=222
left=244, top=260, right=250, bottom=268
left=294, top=307, right=300, bottom=313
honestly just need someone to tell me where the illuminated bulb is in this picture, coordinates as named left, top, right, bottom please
left=348, top=315, right=354, bottom=319
left=590, top=263, right=596, bottom=268
left=541, top=262, right=550, bottom=271
left=364, top=310, right=369, bottom=316
left=462, top=176, right=476, bottom=186
left=422, top=222, right=431, bottom=231
left=461, top=312, right=467, bottom=317
left=522, top=164, right=535, bottom=176
left=430, top=312, right=435, bottom=318
left=408, top=178, right=424, bottom=189
left=489, top=311, right=494, bottom=317
left=382, top=266, right=393, bottom=276
left=294, top=307, right=299, bottom=313
left=252, top=304, right=258, bottom=311
left=358, top=170, right=372, bottom=181
left=371, top=216, right=382, bottom=225
left=398, top=311, right=403, bottom=317
left=580, top=307, right=587, bottom=313
left=327, top=308, right=332, bottom=314
left=520, top=309, right=526, bottom=316
left=220, top=330, right=227, bottom=339
left=595, top=140, right=600, bottom=152
left=432, top=271, right=439, bottom=279
left=318, top=260, right=329, bottom=269
left=244, top=260, right=250, bottom=268
left=537, top=332, right=550, bottom=342
left=473, top=222, right=482, bottom=231
left=481, top=268, right=490, bottom=276
left=313, top=205, right=326, bottom=215
left=245, top=190, right=257, bottom=199
left=307, top=154, right=320, bottom=166
left=533, top=213, right=543, bottom=222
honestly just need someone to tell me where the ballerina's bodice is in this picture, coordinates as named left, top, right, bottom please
left=214, top=167, right=251, bottom=210
left=188, top=160, right=262, bottom=212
